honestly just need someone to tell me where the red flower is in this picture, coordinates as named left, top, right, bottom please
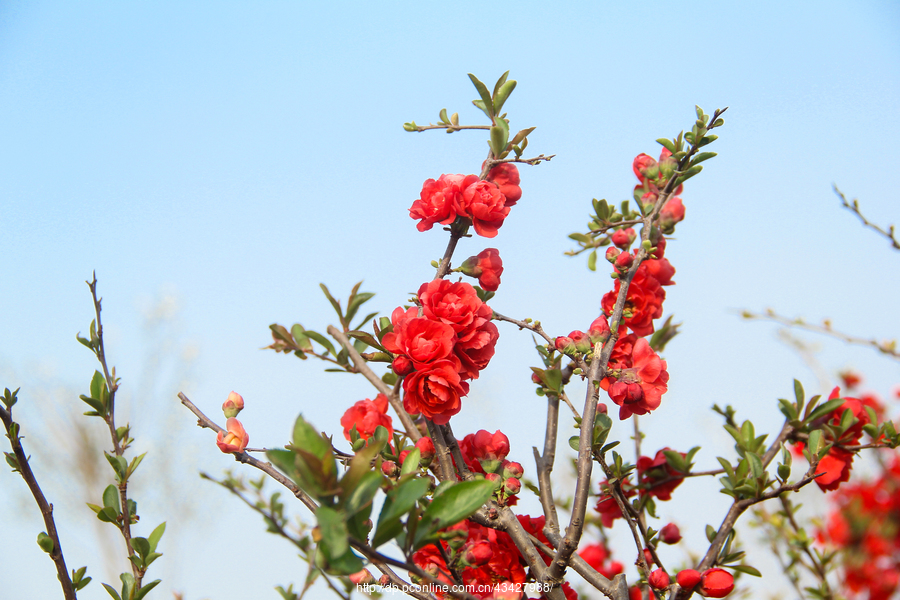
left=460, top=429, right=510, bottom=473
left=699, top=568, right=734, bottom=598
left=600, top=338, right=669, bottom=420
left=455, top=318, right=500, bottom=380
left=460, top=248, right=504, bottom=291
left=216, top=418, right=249, bottom=453
left=460, top=179, right=510, bottom=238
left=642, top=256, right=675, bottom=286
left=578, top=542, right=624, bottom=579
left=601, top=263, right=665, bottom=336
left=611, top=227, right=636, bottom=249
left=418, top=279, right=486, bottom=334
left=340, top=393, right=393, bottom=441
left=487, top=163, right=522, bottom=206
left=402, top=359, right=468, bottom=425
left=594, top=476, right=636, bottom=527
left=409, top=174, right=479, bottom=232
left=381, top=306, right=456, bottom=368
left=637, top=448, right=685, bottom=501
left=659, top=196, right=685, bottom=231
left=633, top=153, right=659, bottom=181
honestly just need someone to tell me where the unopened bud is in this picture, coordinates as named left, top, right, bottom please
left=648, top=569, right=670, bottom=589
left=485, top=472, right=503, bottom=490
left=464, top=540, right=493, bottom=566
left=503, top=477, right=521, bottom=495
left=676, top=569, right=702, bottom=590
left=381, top=460, right=400, bottom=478
left=605, top=247, right=621, bottom=263
left=415, top=437, right=436, bottom=467
left=350, top=569, right=375, bottom=585
left=379, top=574, right=391, bottom=586
left=611, top=228, right=636, bottom=249
left=222, top=391, right=244, bottom=418
left=392, top=356, right=414, bottom=376
left=614, top=252, right=634, bottom=272
left=502, top=461, right=524, bottom=479
left=659, top=523, right=682, bottom=544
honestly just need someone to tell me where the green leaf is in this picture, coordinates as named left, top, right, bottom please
left=492, top=70, right=510, bottom=97
left=400, top=448, right=421, bottom=476
left=130, top=537, right=150, bottom=560
left=468, top=73, right=494, bottom=117
left=414, top=479, right=494, bottom=548
left=105, top=452, right=127, bottom=482
left=101, top=583, right=122, bottom=600
left=343, top=470, right=383, bottom=516
left=730, top=564, right=762, bottom=577
left=587, top=249, right=597, bottom=272
left=316, top=505, right=349, bottom=559
left=569, top=232, right=592, bottom=243
left=292, top=415, right=330, bottom=460
left=133, top=580, right=161, bottom=600
left=319, top=283, right=344, bottom=323
left=747, top=452, right=764, bottom=481
left=657, top=138, right=676, bottom=154
left=806, top=398, right=844, bottom=423
left=346, top=291, right=375, bottom=325
left=706, top=524, right=717, bottom=543
left=493, top=79, right=517, bottom=114
left=291, top=324, right=314, bottom=352
left=379, top=477, right=430, bottom=526
left=266, top=449, right=297, bottom=481
left=568, top=436, right=581, bottom=452
left=691, top=151, right=717, bottom=165
left=90, top=371, right=104, bottom=401
left=102, top=484, right=121, bottom=513
left=303, top=330, right=337, bottom=359
left=148, top=522, right=166, bottom=552
left=592, top=413, right=613, bottom=447
left=490, top=123, right=508, bottom=157
left=793, top=379, right=805, bottom=406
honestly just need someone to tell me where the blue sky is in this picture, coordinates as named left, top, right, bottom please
left=1, top=1, right=899, bottom=598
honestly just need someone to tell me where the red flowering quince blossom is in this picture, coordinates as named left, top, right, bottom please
left=632, top=148, right=684, bottom=205
left=601, top=262, right=666, bottom=337
left=216, top=417, right=249, bottom=453
left=637, top=448, right=685, bottom=501
left=418, top=279, right=488, bottom=334
left=459, top=429, right=510, bottom=474
left=340, top=393, right=393, bottom=441
left=460, top=248, right=504, bottom=291
left=401, top=359, right=468, bottom=425
left=460, top=179, right=510, bottom=238
left=600, top=337, right=669, bottom=420
left=486, top=163, right=521, bottom=206
left=578, top=542, right=624, bottom=580
left=381, top=306, right=456, bottom=368
left=595, top=476, right=636, bottom=527
left=409, top=173, right=479, bottom=232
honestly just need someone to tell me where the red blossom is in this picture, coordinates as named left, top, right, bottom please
left=637, top=448, right=685, bottom=501
left=401, top=359, right=468, bottom=425
left=340, top=393, right=393, bottom=441
left=578, top=542, right=624, bottom=579
left=216, top=418, right=249, bottom=453
left=381, top=306, right=456, bottom=368
left=487, top=163, right=522, bottom=206
left=460, top=429, right=510, bottom=473
left=595, top=476, right=636, bottom=527
left=458, top=248, right=504, bottom=291
left=648, top=569, right=670, bottom=589
left=600, top=338, right=669, bottom=420
left=676, top=569, right=702, bottom=589
left=601, top=262, right=666, bottom=336
left=460, top=179, right=510, bottom=238
left=409, top=174, right=478, bottom=232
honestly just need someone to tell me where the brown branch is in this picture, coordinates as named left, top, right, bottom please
left=597, top=454, right=653, bottom=582
left=835, top=186, right=899, bottom=250
left=534, top=392, right=561, bottom=536
left=0, top=405, right=76, bottom=600
left=178, top=392, right=319, bottom=513
left=490, top=311, right=557, bottom=346
left=409, top=123, right=492, bottom=133
left=740, top=309, right=899, bottom=361
left=426, top=420, right=456, bottom=482
left=326, top=326, right=421, bottom=441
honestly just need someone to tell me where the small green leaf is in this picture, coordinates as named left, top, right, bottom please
left=343, top=470, right=383, bottom=516
left=374, top=477, right=430, bottom=546
left=706, top=524, right=717, bottom=543
left=133, top=580, right=161, bottom=600
left=587, top=249, right=597, bottom=272
left=316, top=505, right=349, bottom=559
left=793, top=379, right=805, bottom=406
left=493, top=79, right=517, bottom=114
left=414, top=479, right=494, bottom=548
left=730, top=564, right=762, bottom=577
left=400, top=448, right=421, bottom=476
left=468, top=73, right=494, bottom=117
left=303, top=330, right=337, bottom=359
left=568, top=436, right=581, bottom=452
left=102, top=484, right=121, bottom=513
left=148, top=522, right=166, bottom=552
left=292, top=415, right=330, bottom=460
left=101, top=583, right=122, bottom=600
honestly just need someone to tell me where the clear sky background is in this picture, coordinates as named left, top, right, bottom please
left=2, top=1, right=899, bottom=599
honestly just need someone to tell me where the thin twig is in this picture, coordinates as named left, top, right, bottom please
left=740, top=309, right=899, bottom=361
left=87, top=275, right=142, bottom=586
left=491, top=312, right=556, bottom=346
left=835, top=186, right=899, bottom=250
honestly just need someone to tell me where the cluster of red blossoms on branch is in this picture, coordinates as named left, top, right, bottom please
left=384, top=279, right=499, bottom=424
left=409, top=164, right=522, bottom=238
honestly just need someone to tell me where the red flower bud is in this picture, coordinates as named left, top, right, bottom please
left=570, top=330, right=592, bottom=354
left=596, top=402, right=608, bottom=414
left=676, top=569, right=701, bottom=589
left=485, top=472, right=503, bottom=490
left=503, top=477, right=522, bottom=495
left=415, top=436, right=436, bottom=467
left=382, top=460, right=400, bottom=478
left=464, top=540, right=493, bottom=566
left=392, top=355, right=414, bottom=376
left=615, top=252, right=634, bottom=271
left=605, top=247, right=621, bottom=262
left=222, top=391, right=244, bottom=418
left=643, top=548, right=655, bottom=567
left=502, top=461, right=524, bottom=479
left=378, top=574, right=390, bottom=586
left=349, top=569, right=375, bottom=585
left=699, top=568, right=734, bottom=598
left=648, top=569, right=670, bottom=589
left=611, top=228, right=636, bottom=249
left=588, top=315, right=610, bottom=343
left=659, top=523, right=682, bottom=544
left=555, top=335, right=576, bottom=355
left=399, top=450, right=410, bottom=465
left=531, top=372, right=543, bottom=384
left=460, top=248, right=503, bottom=291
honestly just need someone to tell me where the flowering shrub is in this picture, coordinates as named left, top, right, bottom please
left=4, top=72, right=899, bottom=600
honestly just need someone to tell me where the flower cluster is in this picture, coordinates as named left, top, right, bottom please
left=384, top=280, right=499, bottom=424
left=797, top=386, right=880, bottom=492
left=456, top=430, right=523, bottom=505
left=632, top=149, right=686, bottom=233
left=820, top=452, right=900, bottom=600
left=409, top=164, right=521, bottom=238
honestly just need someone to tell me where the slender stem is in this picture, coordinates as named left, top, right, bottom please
left=596, top=455, right=653, bottom=582
left=491, top=311, right=556, bottom=346
left=426, top=420, right=456, bottom=482
left=327, top=325, right=421, bottom=441
left=87, top=275, right=142, bottom=586
left=779, top=496, right=835, bottom=599
left=179, top=392, right=319, bottom=512
left=441, top=422, right=474, bottom=481
left=534, top=392, right=561, bottom=535
left=834, top=185, right=899, bottom=250
left=0, top=406, right=76, bottom=600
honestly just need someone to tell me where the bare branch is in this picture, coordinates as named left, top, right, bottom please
left=835, top=186, right=899, bottom=250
